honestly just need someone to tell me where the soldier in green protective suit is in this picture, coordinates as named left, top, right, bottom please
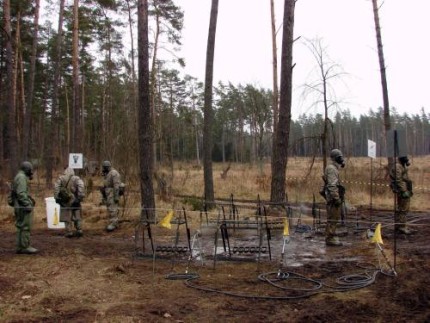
left=54, top=167, right=86, bottom=238
left=101, top=161, right=122, bottom=232
left=323, top=149, right=346, bottom=247
left=390, top=156, right=414, bottom=235
left=12, top=161, right=38, bottom=254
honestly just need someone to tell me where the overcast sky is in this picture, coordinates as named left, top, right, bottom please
left=173, top=0, right=429, bottom=120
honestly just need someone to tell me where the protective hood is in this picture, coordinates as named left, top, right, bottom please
left=63, top=167, right=75, bottom=178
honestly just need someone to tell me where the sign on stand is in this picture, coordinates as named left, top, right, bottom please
left=368, top=140, right=376, bottom=159
left=69, top=153, right=83, bottom=169
left=367, top=140, right=376, bottom=220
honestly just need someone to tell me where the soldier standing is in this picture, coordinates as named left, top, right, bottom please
left=323, top=149, right=346, bottom=246
left=390, top=156, right=414, bottom=234
left=12, top=161, right=38, bottom=254
left=54, top=167, right=86, bottom=237
left=101, top=161, right=121, bottom=232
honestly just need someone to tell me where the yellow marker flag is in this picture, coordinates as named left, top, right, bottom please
left=159, top=210, right=174, bottom=229
left=371, top=223, right=383, bottom=244
left=53, top=208, right=59, bottom=225
left=283, top=219, right=290, bottom=237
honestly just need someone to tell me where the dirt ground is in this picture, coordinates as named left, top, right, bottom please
left=1, top=198, right=430, bottom=323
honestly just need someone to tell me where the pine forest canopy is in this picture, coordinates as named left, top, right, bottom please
left=0, top=0, right=429, bottom=182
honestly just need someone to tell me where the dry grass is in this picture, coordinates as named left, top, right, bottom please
left=2, top=156, right=427, bottom=225
left=168, top=156, right=430, bottom=212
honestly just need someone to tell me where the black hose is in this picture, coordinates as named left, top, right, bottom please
left=166, top=273, right=200, bottom=280
left=184, top=264, right=386, bottom=300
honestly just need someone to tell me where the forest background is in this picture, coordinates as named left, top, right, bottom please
left=0, top=0, right=429, bottom=203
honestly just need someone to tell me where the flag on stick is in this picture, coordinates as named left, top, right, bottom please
left=370, top=223, right=383, bottom=244
left=53, top=208, right=59, bottom=225
left=283, top=218, right=290, bottom=237
left=159, top=210, right=174, bottom=229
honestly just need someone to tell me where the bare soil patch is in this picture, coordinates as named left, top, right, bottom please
left=1, top=202, right=429, bottom=322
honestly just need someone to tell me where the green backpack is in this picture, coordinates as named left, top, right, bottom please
left=58, top=177, right=74, bottom=204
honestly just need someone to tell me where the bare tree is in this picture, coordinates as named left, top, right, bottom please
left=138, top=0, right=155, bottom=220
left=302, top=38, right=345, bottom=170
left=270, top=0, right=295, bottom=204
left=203, top=0, right=219, bottom=206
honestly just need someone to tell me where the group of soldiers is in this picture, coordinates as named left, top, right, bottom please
left=9, top=151, right=414, bottom=254
left=9, top=160, right=122, bottom=254
left=323, top=149, right=414, bottom=246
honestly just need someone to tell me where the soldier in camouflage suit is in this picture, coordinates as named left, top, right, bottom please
left=390, top=156, right=414, bottom=235
left=12, top=161, right=38, bottom=254
left=54, top=167, right=86, bottom=237
left=323, top=149, right=346, bottom=246
left=101, top=161, right=121, bottom=232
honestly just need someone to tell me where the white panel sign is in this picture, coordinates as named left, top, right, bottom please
left=368, top=140, right=376, bottom=159
left=69, top=153, right=83, bottom=169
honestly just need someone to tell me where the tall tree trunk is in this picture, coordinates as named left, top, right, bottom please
left=19, top=41, right=26, bottom=147
left=238, top=105, right=244, bottom=162
left=15, top=15, right=22, bottom=144
left=3, top=0, right=18, bottom=177
left=270, top=0, right=279, bottom=179
left=0, top=45, right=4, bottom=166
left=137, top=0, right=155, bottom=220
left=125, top=0, right=138, bottom=132
left=13, top=13, right=21, bottom=147
left=194, top=113, right=200, bottom=164
left=270, top=0, right=295, bottom=204
left=372, top=0, right=391, bottom=163
left=202, top=0, right=218, bottom=206
left=72, top=0, right=81, bottom=153
left=150, top=5, right=161, bottom=168
left=270, top=0, right=279, bottom=133
left=22, top=0, right=40, bottom=160
left=45, top=1, right=63, bottom=187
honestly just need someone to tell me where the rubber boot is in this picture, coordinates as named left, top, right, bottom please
left=75, top=220, right=83, bottom=237
left=17, top=246, right=39, bottom=254
left=395, top=212, right=412, bottom=235
left=18, top=229, right=32, bottom=251
left=326, top=236, right=343, bottom=246
left=106, top=222, right=117, bottom=232
left=64, top=222, right=74, bottom=238
left=396, top=225, right=413, bottom=235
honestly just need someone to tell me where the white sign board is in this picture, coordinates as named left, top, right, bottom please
left=367, top=140, right=376, bottom=159
left=69, top=153, right=83, bottom=169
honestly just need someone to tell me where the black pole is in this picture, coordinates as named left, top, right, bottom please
left=263, top=206, right=272, bottom=261
left=393, top=130, right=398, bottom=271
left=370, top=157, right=373, bottom=222
left=183, top=207, right=192, bottom=253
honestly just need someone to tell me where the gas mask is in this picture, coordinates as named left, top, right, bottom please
left=26, top=169, right=34, bottom=180
left=102, top=166, right=110, bottom=176
left=399, top=156, right=410, bottom=167
left=335, top=155, right=345, bottom=168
